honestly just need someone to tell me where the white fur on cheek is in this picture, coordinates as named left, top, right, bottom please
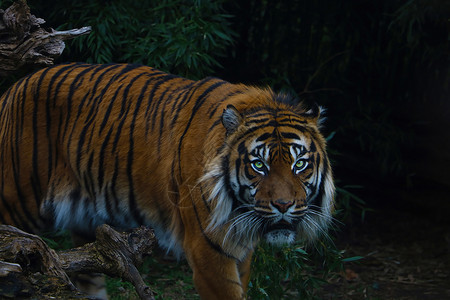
left=321, top=171, right=335, bottom=226
left=199, top=166, right=233, bottom=232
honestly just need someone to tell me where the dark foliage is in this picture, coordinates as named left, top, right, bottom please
left=27, top=0, right=235, bottom=79
left=219, top=0, right=449, bottom=193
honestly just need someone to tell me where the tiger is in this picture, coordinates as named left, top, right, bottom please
left=0, top=63, right=335, bottom=299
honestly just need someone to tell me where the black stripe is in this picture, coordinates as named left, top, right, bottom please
left=256, top=132, right=272, bottom=142
left=0, top=186, right=20, bottom=230
left=149, top=75, right=181, bottom=131
left=98, top=126, right=114, bottom=189
left=142, top=73, right=175, bottom=135
left=31, top=67, right=56, bottom=210
left=309, top=139, right=317, bottom=152
left=11, top=135, right=39, bottom=230
left=50, top=64, right=90, bottom=107
left=86, top=151, right=96, bottom=200
left=177, top=80, right=227, bottom=179
left=236, top=160, right=251, bottom=204
left=45, top=64, right=83, bottom=183
left=171, top=77, right=216, bottom=127
left=55, top=109, right=63, bottom=164
left=96, top=64, right=146, bottom=135
left=241, top=122, right=309, bottom=140
left=17, top=78, right=27, bottom=138
left=111, top=73, right=146, bottom=154
left=221, top=154, right=244, bottom=212
left=126, top=73, right=151, bottom=226
left=75, top=106, right=97, bottom=174
left=74, top=64, right=123, bottom=123
left=99, top=84, right=124, bottom=134
left=310, top=156, right=328, bottom=209
left=156, top=82, right=195, bottom=152
left=170, top=160, right=180, bottom=206
left=245, top=118, right=271, bottom=125
left=190, top=195, right=237, bottom=260
left=207, top=90, right=243, bottom=119
left=143, top=70, right=174, bottom=119
left=89, top=63, right=118, bottom=81
left=12, top=75, right=32, bottom=175
left=61, top=65, right=98, bottom=141
left=108, top=72, right=146, bottom=224
left=11, top=206, right=33, bottom=233
left=103, top=183, right=114, bottom=225
left=12, top=70, right=48, bottom=229
left=243, top=110, right=275, bottom=118
left=281, top=132, right=301, bottom=140
left=199, top=186, right=211, bottom=213
left=110, top=157, right=123, bottom=222
left=277, top=117, right=307, bottom=124
left=207, top=118, right=222, bottom=133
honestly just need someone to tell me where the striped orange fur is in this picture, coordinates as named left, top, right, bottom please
left=0, top=63, right=334, bottom=299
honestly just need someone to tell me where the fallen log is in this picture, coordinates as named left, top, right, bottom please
left=0, top=224, right=156, bottom=299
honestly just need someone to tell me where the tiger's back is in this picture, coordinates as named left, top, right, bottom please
left=0, top=63, right=335, bottom=299
left=0, top=63, right=232, bottom=246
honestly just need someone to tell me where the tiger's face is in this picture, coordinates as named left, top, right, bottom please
left=205, top=103, right=334, bottom=248
left=245, top=136, right=316, bottom=245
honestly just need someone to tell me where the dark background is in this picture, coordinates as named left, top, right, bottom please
left=1, top=0, right=449, bottom=298
left=18, top=0, right=448, bottom=211
left=219, top=0, right=450, bottom=206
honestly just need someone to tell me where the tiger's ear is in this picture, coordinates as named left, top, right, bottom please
left=302, top=103, right=325, bottom=126
left=222, top=105, right=243, bottom=135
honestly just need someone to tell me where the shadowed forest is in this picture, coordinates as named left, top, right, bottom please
left=0, top=0, right=449, bottom=299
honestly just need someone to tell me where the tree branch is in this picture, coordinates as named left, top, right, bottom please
left=0, top=224, right=156, bottom=300
left=0, top=0, right=91, bottom=76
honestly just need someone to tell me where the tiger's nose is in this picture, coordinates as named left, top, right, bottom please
left=271, top=199, right=294, bottom=213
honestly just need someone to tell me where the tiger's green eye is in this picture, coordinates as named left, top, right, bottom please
left=295, top=160, right=304, bottom=168
left=253, top=160, right=264, bottom=169
left=293, top=159, right=308, bottom=174
left=251, top=160, right=266, bottom=174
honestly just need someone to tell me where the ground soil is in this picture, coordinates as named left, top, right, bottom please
left=322, top=179, right=450, bottom=299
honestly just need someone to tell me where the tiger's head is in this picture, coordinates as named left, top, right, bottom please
left=202, top=93, right=334, bottom=252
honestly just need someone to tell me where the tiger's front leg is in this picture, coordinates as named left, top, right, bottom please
left=184, top=235, right=247, bottom=300
left=238, top=250, right=253, bottom=294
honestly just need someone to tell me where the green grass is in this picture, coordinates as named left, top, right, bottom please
left=106, top=254, right=198, bottom=300
left=104, top=239, right=343, bottom=300
left=41, top=230, right=74, bottom=250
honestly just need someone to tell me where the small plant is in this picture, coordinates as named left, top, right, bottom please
left=41, top=230, right=73, bottom=251
left=248, top=238, right=343, bottom=299
left=106, top=278, right=139, bottom=300
left=141, top=255, right=197, bottom=299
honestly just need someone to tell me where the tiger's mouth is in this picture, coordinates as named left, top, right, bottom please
left=265, top=220, right=295, bottom=233
left=262, top=220, right=299, bottom=245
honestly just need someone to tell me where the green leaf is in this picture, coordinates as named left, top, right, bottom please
left=342, top=256, right=364, bottom=262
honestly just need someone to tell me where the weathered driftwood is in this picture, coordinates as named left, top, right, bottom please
left=0, top=224, right=156, bottom=300
left=0, top=0, right=91, bottom=76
